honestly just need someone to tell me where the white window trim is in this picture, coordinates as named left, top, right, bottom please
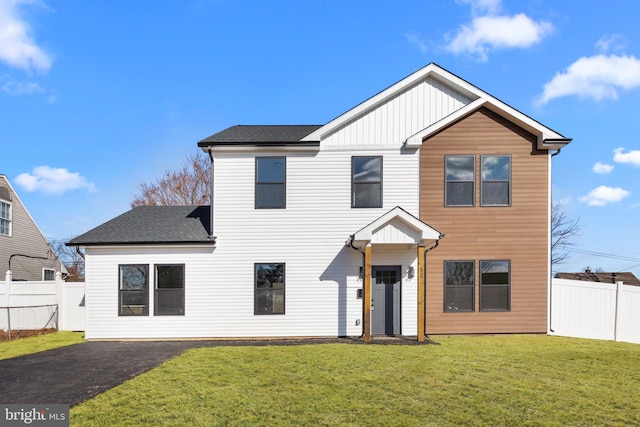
left=43, top=268, right=56, bottom=281
left=0, top=200, right=11, bottom=237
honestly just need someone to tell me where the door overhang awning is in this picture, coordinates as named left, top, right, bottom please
left=346, top=206, right=443, bottom=250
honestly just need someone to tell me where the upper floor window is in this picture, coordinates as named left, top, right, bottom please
left=256, top=157, right=286, bottom=209
left=444, top=261, right=475, bottom=312
left=481, top=155, right=511, bottom=206
left=352, top=156, right=382, bottom=208
left=155, top=264, right=185, bottom=315
left=0, top=200, right=11, bottom=236
left=480, top=260, right=510, bottom=311
left=255, top=263, right=285, bottom=315
left=445, top=156, right=475, bottom=206
left=119, top=264, right=149, bottom=316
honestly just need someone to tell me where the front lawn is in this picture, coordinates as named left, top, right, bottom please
left=0, top=331, right=85, bottom=360
left=71, top=335, right=640, bottom=426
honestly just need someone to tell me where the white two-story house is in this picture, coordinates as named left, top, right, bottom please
left=68, top=63, right=570, bottom=340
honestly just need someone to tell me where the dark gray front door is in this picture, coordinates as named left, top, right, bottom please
left=371, top=266, right=401, bottom=335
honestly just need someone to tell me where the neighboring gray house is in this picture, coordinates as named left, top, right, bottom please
left=0, top=174, right=65, bottom=281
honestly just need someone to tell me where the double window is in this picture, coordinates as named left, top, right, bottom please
left=256, top=157, right=286, bottom=209
left=444, top=260, right=511, bottom=312
left=118, top=264, right=185, bottom=316
left=352, top=156, right=382, bottom=208
left=255, top=263, right=285, bottom=315
left=445, top=155, right=511, bottom=207
left=0, top=200, right=10, bottom=236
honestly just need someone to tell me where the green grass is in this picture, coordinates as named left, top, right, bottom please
left=71, top=335, right=640, bottom=426
left=0, top=331, right=85, bottom=360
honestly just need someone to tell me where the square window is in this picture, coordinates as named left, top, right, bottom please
left=445, top=156, right=475, bottom=206
left=255, top=263, right=285, bottom=314
left=119, top=264, right=149, bottom=316
left=444, top=261, right=475, bottom=312
left=352, top=156, right=382, bottom=208
left=43, top=269, right=56, bottom=281
left=256, top=157, right=286, bottom=209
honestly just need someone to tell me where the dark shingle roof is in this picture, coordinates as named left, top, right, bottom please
left=67, top=206, right=213, bottom=246
left=555, top=272, right=640, bottom=287
left=198, top=125, right=322, bottom=147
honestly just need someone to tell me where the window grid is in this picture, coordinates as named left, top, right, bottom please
left=0, top=201, right=10, bottom=236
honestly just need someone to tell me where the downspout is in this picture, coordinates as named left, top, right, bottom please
left=348, top=234, right=366, bottom=338
left=549, top=148, right=561, bottom=333
left=207, top=147, right=215, bottom=241
left=422, top=235, right=444, bottom=340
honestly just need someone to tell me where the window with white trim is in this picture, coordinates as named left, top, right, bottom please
left=43, top=268, right=56, bottom=281
left=0, top=200, right=10, bottom=236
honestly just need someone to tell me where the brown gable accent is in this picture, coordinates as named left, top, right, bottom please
left=420, top=107, right=550, bottom=334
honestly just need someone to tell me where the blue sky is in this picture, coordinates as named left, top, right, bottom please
left=2, top=0, right=640, bottom=277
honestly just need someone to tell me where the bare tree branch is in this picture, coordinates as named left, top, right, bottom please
left=131, top=152, right=210, bottom=207
left=551, top=201, right=581, bottom=265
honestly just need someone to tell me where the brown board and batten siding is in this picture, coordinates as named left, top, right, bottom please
left=420, top=107, right=549, bottom=334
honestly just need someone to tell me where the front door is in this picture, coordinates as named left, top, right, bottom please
left=371, top=266, right=401, bottom=335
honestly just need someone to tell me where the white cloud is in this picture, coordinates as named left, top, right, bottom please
left=1, top=79, right=43, bottom=96
left=579, top=185, right=630, bottom=207
left=0, top=0, right=53, bottom=73
left=613, top=147, right=640, bottom=167
left=595, top=35, right=627, bottom=53
left=538, top=54, right=640, bottom=105
left=592, top=162, right=614, bottom=174
left=405, top=32, right=428, bottom=53
left=14, top=166, right=96, bottom=195
left=445, top=6, right=552, bottom=62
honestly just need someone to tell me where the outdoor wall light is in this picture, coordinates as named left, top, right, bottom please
left=359, top=266, right=364, bottom=279
left=407, top=266, right=415, bottom=279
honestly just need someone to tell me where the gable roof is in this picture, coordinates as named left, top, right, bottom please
left=67, top=206, right=214, bottom=246
left=347, top=206, right=443, bottom=249
left=555, top=271, right=640, bottom=287
left=198, top=125, right=322, bottom=147
left=301, top=63, right=570, bottom=150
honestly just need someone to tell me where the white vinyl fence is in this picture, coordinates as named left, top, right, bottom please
left=550, top=278, right=640, bottom=344
left=0, top=270, right=85, bottom=334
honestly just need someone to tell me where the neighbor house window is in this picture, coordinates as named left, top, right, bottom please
left=481, top=155, right=511, bottom=206
left=155, top=264, right=185, bottom=315
left=119, top=264, right=149, bottom=316
left=445, top=156, right=475, bottom=206
left=0, top=200, right=10, bottom=236
left=255, top=263, right=285, bottom=315
left=43, top=268, right=55, bottom=281
left=480, top=260, right=510, bottom=311
left=256, top=157, right=286, bottom=208
left=352, top=156, right=382, bottom=208
left=444, top=261, right=475, bottom=312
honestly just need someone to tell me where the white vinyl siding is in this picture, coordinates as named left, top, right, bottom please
left=323, top=77, right=471, bottom=147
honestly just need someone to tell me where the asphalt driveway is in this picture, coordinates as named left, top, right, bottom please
left=0, top=336, right=430, bottom=407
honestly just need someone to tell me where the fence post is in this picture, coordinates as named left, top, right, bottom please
left=55, top=271, right=64, bottom=330
left=4, top=270, right=11, bottom=307
left=614, top=281, right=623, bottom=342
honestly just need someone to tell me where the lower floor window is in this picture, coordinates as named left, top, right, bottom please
left=119, top=264, right=149, bottom=316
left=444, top=259, right=511, bottom=312
left=155, top=264, right=185, bottom=315
left=255, top=263, right=285, bottom=315
left=480, top=260, right=510, bottom=311
left=43, top=268, right=56, bottom=281
left=444, top=261, right=474, bottom=312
